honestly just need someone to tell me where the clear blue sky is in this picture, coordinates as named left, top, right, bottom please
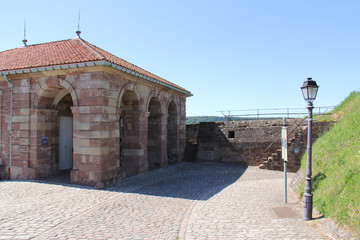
left=1, top=0, right=359, bottom=116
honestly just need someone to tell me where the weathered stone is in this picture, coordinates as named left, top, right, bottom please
left=0, top=70, right=189, bottom=186
left=185, top=119, right=334, bottom=172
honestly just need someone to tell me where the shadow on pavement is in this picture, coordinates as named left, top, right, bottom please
left=36, top=170, right=72, bottom=185
left=107, top=162, right=247, bottom=201
left=34, top=162, right=247, bottom=201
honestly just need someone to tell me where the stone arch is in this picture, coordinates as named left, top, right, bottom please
left=166, top=95, right=179, bottom=116
left=118, top=88, right=141, bottom=177
left=146, top=89, right=160, bottom=112
left=33, top=78, right=78, bottom=109
left=30, top=77, right=77, bottom=180
left=116, top=82, right=137, bottom=109
left=167, top=100, right=179, bottom=164
left=120, top=90, right=140, bottom=111
left=147, top=95, right=163, bottom=170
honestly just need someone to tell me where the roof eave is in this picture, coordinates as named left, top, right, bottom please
left=0, top=60, right=193, bottom=96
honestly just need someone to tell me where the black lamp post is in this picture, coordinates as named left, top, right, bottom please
left=301, top=77, right=319, bottom=221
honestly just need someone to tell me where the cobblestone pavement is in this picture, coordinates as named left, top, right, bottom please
left=0, top=162, right=328, bottom=239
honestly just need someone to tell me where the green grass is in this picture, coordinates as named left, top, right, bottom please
left=299, top=91, right=360, bottom=236
left=315, top=91, right=359, bottom=122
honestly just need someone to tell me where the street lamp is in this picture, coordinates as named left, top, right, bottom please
left=301, top=77, right=319, bottom=221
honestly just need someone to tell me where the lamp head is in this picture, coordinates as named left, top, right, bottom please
left=301, top=77, right=319, bottom=103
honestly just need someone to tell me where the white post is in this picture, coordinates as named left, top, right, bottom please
left=284, top=158, right=287, bottom=203
left=282, top=117, right=288, bottom=203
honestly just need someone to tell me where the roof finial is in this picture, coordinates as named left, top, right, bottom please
left=76, top=10, right=81, bottom=37
left=22, top=19, right=28, bottom=47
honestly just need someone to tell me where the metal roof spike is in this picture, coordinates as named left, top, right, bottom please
left=76, top=10, right=81, bottom=37
left=22, top=39, right=28, bottom=47
left=22, top=20, right=28, bottom=47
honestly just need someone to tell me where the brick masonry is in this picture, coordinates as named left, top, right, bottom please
left=184, top=119, right=334, bottom=172
left=0, top=67, right=188, bottom=187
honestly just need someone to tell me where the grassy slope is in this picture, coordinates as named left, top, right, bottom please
left=300, top=91, right=360, bottom=235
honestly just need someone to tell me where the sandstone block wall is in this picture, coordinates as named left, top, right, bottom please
left=0, top=67, right=188, bottom=187
left=185, top=119, right=334, bottom=172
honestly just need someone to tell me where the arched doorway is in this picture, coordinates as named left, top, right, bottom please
left=56, top=94, right=73, bottom=171
left=147, top=97, right=162, bottom=170
left=32, top=79, right=77, bottom=179
left=167, top=101, right=178, bottom=164
left=119, top=90, right=140, bottom=176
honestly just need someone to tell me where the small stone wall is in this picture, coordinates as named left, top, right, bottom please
left=184, top=119, right=334, bottom=172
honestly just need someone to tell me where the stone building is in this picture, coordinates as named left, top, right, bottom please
left=0, top=36, right=192, bottom=187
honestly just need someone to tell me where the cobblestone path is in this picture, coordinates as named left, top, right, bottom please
left=0, top=162, right=327, bottom=239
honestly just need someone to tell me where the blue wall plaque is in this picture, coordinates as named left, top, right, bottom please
left=42, top=136, right=48, bottom=145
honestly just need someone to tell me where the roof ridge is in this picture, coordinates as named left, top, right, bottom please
left=75, top=39, right=166, bottom=80
left=0, top=37, right=192, bottom=95
left=72, top=38, right=188, bottom=92
left=74, top=37, right=106, bottom=60
left=26, top=38, right=75, bottom=49
left=0, top=39, right=68, bottom=54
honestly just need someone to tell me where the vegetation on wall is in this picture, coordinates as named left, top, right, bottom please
left=299, top=91, right=360, bottom=236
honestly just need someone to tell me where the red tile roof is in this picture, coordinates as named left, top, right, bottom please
left=0, top=37, right=191, bottom=95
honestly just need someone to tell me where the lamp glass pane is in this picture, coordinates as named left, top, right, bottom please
left=301, top=87, right=309, bottom=100
left=308, top=86, right=318, bottom=100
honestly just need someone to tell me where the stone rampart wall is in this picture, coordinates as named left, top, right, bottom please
left=185, top=119, right=334, bottom=172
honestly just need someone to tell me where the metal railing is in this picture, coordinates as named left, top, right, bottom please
left=263, top=117, right=307, bottom=152
left=217, top=106, right=335, bottom=121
